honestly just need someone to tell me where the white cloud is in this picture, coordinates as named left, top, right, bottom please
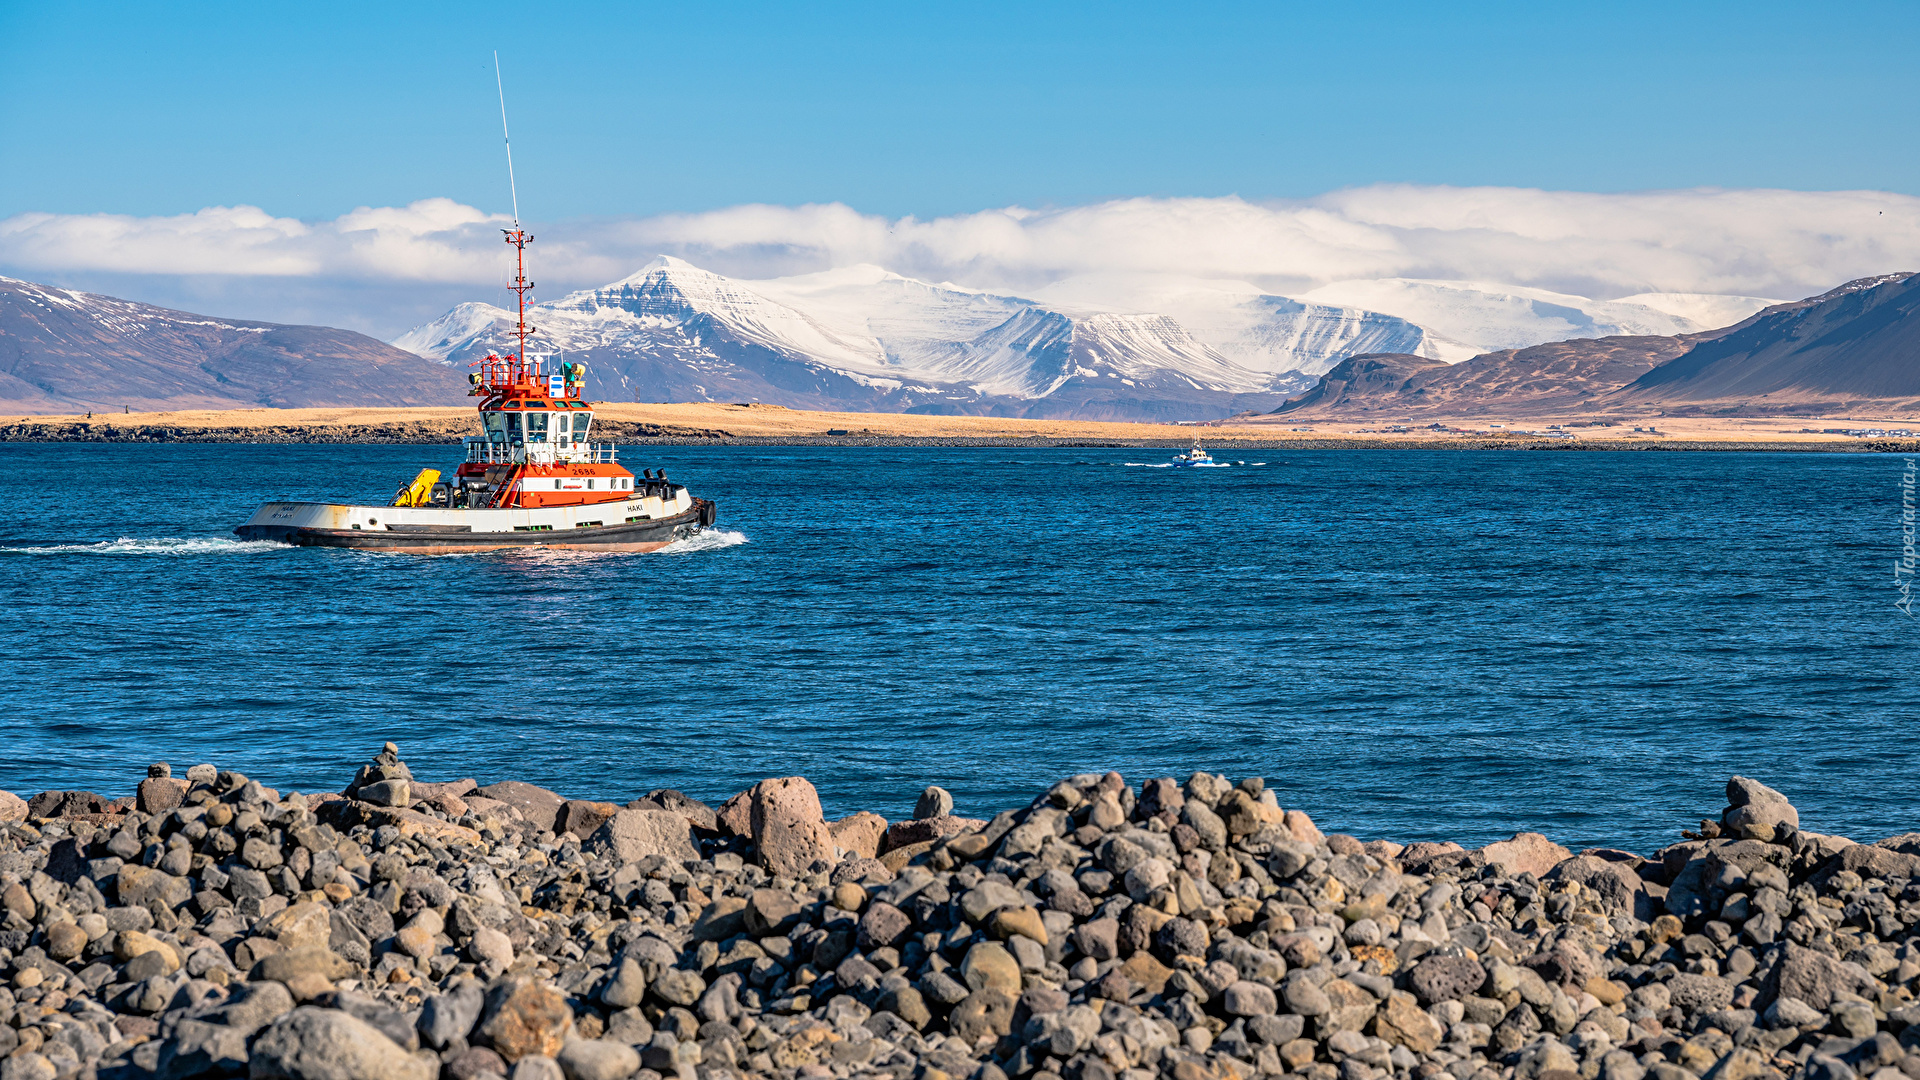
left=0, top=198, right=506, bottom=281
left=5, top=186, right=1919, bottom=336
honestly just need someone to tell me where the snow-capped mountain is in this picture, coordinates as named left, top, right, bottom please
left=391, top=302, right=511, bottom=363
left=1295, top=279, right=1781, bottom=353
left=394, top=257, right=1307, bottom=419
left=1029, top=275, right=1474, bottom=374
left=729, top=264, right=1031, bottom=371
left=391, top=257, right=1785, bottom=420
left=923, top=308, right=1271, bottom=397
left=1608, top=292, right=1789, bottom=330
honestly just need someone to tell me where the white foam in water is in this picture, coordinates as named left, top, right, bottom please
left=494, top=529, right=750, bottom=563
left=660, top=528, right=750, bottom=554
left=1, top=537, right=289, bottom=556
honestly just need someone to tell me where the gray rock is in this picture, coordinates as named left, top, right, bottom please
left=582, top=809, right=697, bottom=865
left=154, top=1021, right=251, bottom=1080
left=1831, top=1001, right=1877, bottom=1039
left=603, top=1008, right=653, bottom=1046
left=1224, top=981, right=1278, bottom=1017
left=959, top=881, right=1023, bottom=923
left=1771, top=942, right=1875, bottom=1011
left=248, top=1006, right=435, bottom=1080
left=196, top=979, right=295, bottom=1034
left=1664, top=972, right=1735, bottom=1013
left=227, top=865, right=273, bottom=900
left=1248, top=1014, right=1305, bottom=1044
left=1074, top=917, right=1120, bottom=962
left=0, top=1054, right=54, bottom=1080
left=469, top=926, right=514, bottom=978
left=555, top=1038, right=641, bottom=1080
left=919, top=970, right=970, bottom=1006
left=949, top=988, right=1016, bottom=1043
left=650, top=969, right=706, bottom=1007
left=359, top=779, right=411, bottom=807
left=914, top=786, right=954, bottom=820
left=508, top=1056, right=563, bottom=1080
left=419, top=981, right=486, bottom=1048
left=1722, top=776, right=1798, bottom=831
left=1764, top=995, right=1824, bottom=1029
left=598, top=956, right=647, bottom=1009
left=1181, top=802, right=1228, bottom=851
left=473, top=782, right=566, bottom=833
left=1408, top=955, right=1486, bottom=1004
left=1283, top=976, right=1331, bottom=1017
left=858, top=901, right=912, bottom=950
left=1802, top=1056, right=1856, bottom=1080
left=118, top=864, right=192, bottom=908
left=1185, top=772, right=1231, bottom=807
left=446, top=1047, right=509, bottom=1080
left=1154, top=916, right=1209, bottom=960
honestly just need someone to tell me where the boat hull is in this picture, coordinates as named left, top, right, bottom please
left=236, top=499, right=714, bottom=554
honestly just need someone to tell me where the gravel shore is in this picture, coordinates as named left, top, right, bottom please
left=0, top=747, right=1914, bottom=1080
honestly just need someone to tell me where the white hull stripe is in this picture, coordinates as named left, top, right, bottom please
left=243, top=494, right=693, bottom=534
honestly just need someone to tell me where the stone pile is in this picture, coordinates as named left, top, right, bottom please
left=0, top=757, right=1915, bottom=1080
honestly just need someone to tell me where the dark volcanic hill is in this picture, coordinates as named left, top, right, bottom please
left=1622, top=273, right=1920, bottom=405
left=0, top=276, right=468, bottom=413
left=1268, top=353, right=1445, bottom=414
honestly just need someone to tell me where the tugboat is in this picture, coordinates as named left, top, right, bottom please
left=234, top=228, right=716, bottom=553
left=1167, top=439, right=1217, bottom=467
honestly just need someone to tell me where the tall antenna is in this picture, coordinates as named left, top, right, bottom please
left=494, top=51, right=520, bottom=226
left=492, top=51, right=534, bottom=369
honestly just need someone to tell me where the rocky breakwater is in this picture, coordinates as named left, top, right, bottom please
left=0, top=757, right=1917, bottom=1080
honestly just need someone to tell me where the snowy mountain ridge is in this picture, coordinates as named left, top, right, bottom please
left=391, top=256, right=1780, bottom=421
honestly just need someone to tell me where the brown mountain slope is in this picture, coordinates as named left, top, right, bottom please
left=1271, top=336, right=1708, bottom=418
left=0, top=277, right=469, bottom=413
left=1271, top=273, right=1920, bottom=419
left=1621, top=272, right=1920, bottom=405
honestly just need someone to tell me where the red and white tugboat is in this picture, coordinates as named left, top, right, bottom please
left=235, top=229, right=717, bottom=553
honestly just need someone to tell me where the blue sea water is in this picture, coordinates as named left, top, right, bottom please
left=3, top=443, right=1915, bottom=854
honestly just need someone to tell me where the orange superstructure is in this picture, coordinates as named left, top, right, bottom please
left=450, top=229, right=641, bottom=510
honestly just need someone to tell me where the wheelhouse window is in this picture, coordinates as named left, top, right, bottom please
left=525, top=413, right=550, bottom=443
left=505, top=412, right=523, bottom=443
left=573, top=413, right=592, bottom=439
left=484, top=413, right=508, bottom=442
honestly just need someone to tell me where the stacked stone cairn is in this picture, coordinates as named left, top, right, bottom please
left=0, top=755, right=1915, bottom=1080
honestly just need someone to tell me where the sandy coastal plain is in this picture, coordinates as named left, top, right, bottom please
left=4, top=405, right=1920, bottom=450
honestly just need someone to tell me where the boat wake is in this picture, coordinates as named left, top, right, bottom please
left=660, top=528, right=750, bottom=554
left=0, top=537, right=290, bottom=556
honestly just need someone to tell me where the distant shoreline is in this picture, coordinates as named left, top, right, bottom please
left=3, top=422, right=1917, bottom=453
left=4, top=402, right=1918, bottom=452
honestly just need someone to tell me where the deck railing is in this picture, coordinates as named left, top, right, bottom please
left=463, top=440, right=618, bottom=465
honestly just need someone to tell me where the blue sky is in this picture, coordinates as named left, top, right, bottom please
left=4, top=0, right=1919, bottom=223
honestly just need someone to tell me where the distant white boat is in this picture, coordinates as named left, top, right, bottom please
left=1168, top=440, right=1218, bottom=467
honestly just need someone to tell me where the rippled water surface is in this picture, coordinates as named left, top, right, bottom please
left=3, top=443, right=1915, bottom=852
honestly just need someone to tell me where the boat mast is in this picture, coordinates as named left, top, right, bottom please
left=505, top=228, right=535, bottom=378
left=495, top=52, right=535, bottom=378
